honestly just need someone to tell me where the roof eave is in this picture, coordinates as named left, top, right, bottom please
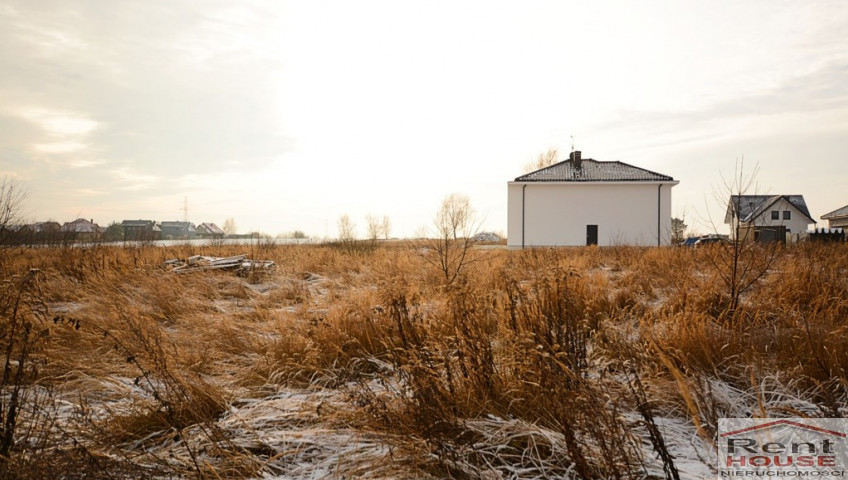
left=822, top=209, right=848, bottom=220
left=509, top=179, right=679, bottom=185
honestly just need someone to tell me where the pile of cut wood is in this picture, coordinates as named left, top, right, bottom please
left=164, top=254, right=275, bottom=275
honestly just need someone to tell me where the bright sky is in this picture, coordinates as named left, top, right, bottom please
left=2, top=1, right=847, bottom=237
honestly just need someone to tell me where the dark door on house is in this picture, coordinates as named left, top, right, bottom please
left=586, top=225, right=598, bottom=246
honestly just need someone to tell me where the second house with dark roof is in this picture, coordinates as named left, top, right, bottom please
left=725, top=195, right=816, bottom=243
left=507, top=151, right=679, bottom=247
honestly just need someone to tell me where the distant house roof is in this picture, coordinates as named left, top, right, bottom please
left=822, top=204, right=848, bottom=220
left=725, top=195, right=814, bottom=224
left=160, top=221, right=195, bottom=230
left=197, top=222, right=225, bottom=235
left=515, top=157, right=675, bottom=183
left=30, top=221, right=61, bottom=233
left=121, top=219, right=155, bottom=228
left=62, top=218, right=100, bottom=233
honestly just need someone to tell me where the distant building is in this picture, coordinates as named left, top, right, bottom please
left=725, top=195, right=815, bottom=243
left=6, top=221, right=62, bottom=245
left=31, top=221, right=62, bottom=233
left=821, top=204, right=848, bottom=229
left=159, top=221, right=196, bottom=240
left=33, top=221, right=62, bottom=244
left=196, top=222, right=225, bottom=238
left=61, top=218, right=103, bottom=242
left=121, top=220, right=161, bottom=241
left=507, top=151, right=679, bottom=246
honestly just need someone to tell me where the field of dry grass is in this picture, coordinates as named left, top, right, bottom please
left=0, top=240, right=847, bottom=479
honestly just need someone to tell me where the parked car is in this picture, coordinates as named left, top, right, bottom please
left=681, top=237, right=699, bottom=247
left=694, top=234, right=729, bottom=247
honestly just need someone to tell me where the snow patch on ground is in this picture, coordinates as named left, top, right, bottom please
left=216, top=389, right=397, bottom=479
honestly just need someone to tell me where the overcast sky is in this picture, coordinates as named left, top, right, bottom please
left=2, top=1, right=847, bottom=237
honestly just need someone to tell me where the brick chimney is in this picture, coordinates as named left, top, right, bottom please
left=569, top=150, right=582, bottom=169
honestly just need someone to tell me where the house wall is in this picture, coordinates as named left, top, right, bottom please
left=826, top=217, right=848, bottom=229
left=733, top=197, right=814, bottom=239
left=124, top=226, right=158, bottom=241
left=160, top=223, right=196, bottom=239
left=507, top=182, right=675, bottom=247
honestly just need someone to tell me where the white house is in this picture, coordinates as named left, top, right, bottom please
left=821, top=204, right=848, bottom=229
left=724, top=195, right=815, bottom=243
left=507, top=151, right=679, bottom=247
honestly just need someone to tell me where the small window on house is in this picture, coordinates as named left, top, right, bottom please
left=771, top=211, right=779, bottom=220
left=783, top=211, right=791, bottom=220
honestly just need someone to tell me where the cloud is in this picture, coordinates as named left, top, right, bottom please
left=0, top=1, right=293, bottom=180
left=17, top=107, right=99, bottom=137
left=592, top=61, right=848, bottom=153
left=33, top=141, right=89, bottom=154
left=1, top=3, right=89, bottom=57
left=7, top=106, right=101, bottom=161
left=73, top=188, right=104, bottom=197
left=110, top=167, right=163, bottom=192
left=67, top=159, right=106, bottom=168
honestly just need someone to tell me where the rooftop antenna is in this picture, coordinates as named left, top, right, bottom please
left=571, top=135, right=575, bottom=153
left=181, top=196, right=188, bottom=222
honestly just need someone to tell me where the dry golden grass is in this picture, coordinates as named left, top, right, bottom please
left=0, top=241, right=847, bottom=478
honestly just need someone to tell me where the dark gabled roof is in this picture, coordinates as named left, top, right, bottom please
left=725, top=195, right=814, bottom=224
left=160, top=221, right=195, bottom=229
left=822, top=204, right=848, bottom=220
left=121, top=219, right=155, bottom=228
left=515, top=158, right=675, bottom=182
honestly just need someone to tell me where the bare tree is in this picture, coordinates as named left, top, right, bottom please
left=703, top=160, right=781, bottom=317
left=0, top=177, right=27, bottom=245
left=522, top=148, right=559, bottom=174
left=381, top=215, right=391, bottom=240
left=337, top=214, right=359, bottom=253
left=338, top=213, right=356, bottom=240
left=420, top=193, right=483, bottom=284
left=365, top=214, right=380, bottom=241
left=363, top=214, right=392, bottom=245
left=222, top=217, right=237, bottom=235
